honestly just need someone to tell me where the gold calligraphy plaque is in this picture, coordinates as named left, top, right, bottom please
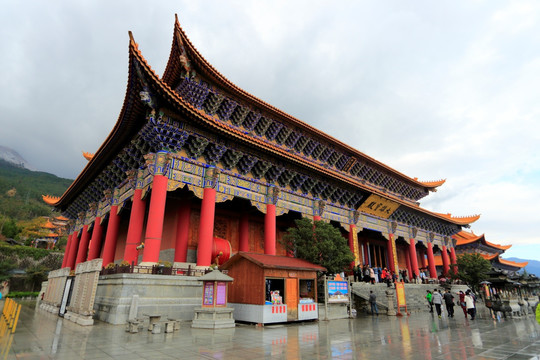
left=358, top=194, right=400, bottom=219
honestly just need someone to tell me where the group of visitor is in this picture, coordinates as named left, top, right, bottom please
left=354, top=265, right=396, bottom=287
left=426, top=289, right=477, bottom=319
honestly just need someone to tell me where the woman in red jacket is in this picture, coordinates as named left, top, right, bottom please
left=458, top=291, right=467, bottom=317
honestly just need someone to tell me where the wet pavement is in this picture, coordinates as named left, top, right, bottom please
left=1, top=301, right=540, bottom=359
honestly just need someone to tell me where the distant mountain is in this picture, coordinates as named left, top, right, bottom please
left=0, top=145, right=34, bottom=170
left=0, top=158, right=72, bottom=221
left=505, top=257, right=540, bottom=277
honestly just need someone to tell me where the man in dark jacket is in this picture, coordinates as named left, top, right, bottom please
left=369, top=291, right=378, bottom=316
left=443, top=290, right=455, bottom=318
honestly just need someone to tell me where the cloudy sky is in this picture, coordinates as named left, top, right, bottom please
left=1, top=1, right=539, bottom=261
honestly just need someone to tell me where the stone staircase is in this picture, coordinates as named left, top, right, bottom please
left=351, top=282, right=470, bottom=314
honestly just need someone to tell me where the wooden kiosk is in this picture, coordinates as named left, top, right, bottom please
left=220, top=252, right=325, bottom=324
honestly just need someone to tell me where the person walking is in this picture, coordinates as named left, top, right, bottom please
left=465, top=290, right=476, bottom=320
left=432, top=289, right=443, bottom=318
left=426, top=290, right=434, bottom=313
left=363, top=266, right=370, bottom=283
left=369, top=267, right=376, bottom=284
left=443, top=290, right=455, bottom=318
left=458, top=291, right=467, bottom=317
left=369, top=290, right=378, bottom=316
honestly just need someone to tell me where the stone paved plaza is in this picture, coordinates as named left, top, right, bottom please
left=2, top=301, right=540, bottom=359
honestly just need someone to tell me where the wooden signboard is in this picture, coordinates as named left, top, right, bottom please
left=395, top=281, right=409, bottom=316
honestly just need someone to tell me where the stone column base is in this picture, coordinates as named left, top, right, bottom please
left=191, top=307, right=235, bottom=329
left=64, top=311, right=94, bottom=326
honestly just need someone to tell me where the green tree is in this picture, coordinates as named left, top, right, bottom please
left=0, top=260, right=16, bottom=282
left=282, top=218, right=354, bottom=275
left=2, top=218, right=21, bottom=239
left=25, top=265, right=49, bottom=292
left=453, top=253, right=491, bottom=291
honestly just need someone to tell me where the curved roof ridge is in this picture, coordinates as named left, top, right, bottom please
left=416, top=178, right=446, bottom=188
left=167, top=15, right=442, bottom=190
left=50, top=31, right=150, bottom=209
left=484, top=240, right=512, bottom=251
left=498, top=257, right=528, bottom=268
left=82, top=151, right=94, bottom=161
left=434, top=213, right=481, bottom=225
left=43, top=195, right=61, bottom=206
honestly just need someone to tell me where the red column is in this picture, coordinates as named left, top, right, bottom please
left=426, top=242, right=437, bottom=279
left=450, top=247, right=458, bottom=274
left=348, top=225, right=356, bottom=268
left=102, top=205, right=120, bottom=266
left=442, top=245, right=450, bottom=276
left=409, top=238, right=419, bottom=279
left=173, top=198, right=191, bottom=263
left=66, top=231, right=80, bottom=270
left=405, top=244, right=412, bottom=281
left=75, top=225, right=90, bottom=265
left=87, top=217, right=103, bottom=261
left=387, top=234, right=396, bottom=273
left=363, top=242, right=369, bottom=265
left=142, top=174, right=168, bottom=264
left=265, top=204, right=276, bottom=255
left=239, top=212, right=249, bottom=252
left=313, top=215, right=321, bottom=221
left=124, top=188, right=146, bottom=265
left=197, top=187, right=216, bottom=266
left=62, top=233, right=73, bottom=268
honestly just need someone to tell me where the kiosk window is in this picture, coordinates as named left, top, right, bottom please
left=265, top=278, right=284, bottom=304
left=299, top=279, right=315, bottom=301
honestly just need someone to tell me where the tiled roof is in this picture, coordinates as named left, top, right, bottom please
left=220, top=252, right=326, bottom=272
left=453, top=230, right=512, bottom=250
left=165, top=15, right=445, bottom=191
left=45, top=19, right=479, bottom=229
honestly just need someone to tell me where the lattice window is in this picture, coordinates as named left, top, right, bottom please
left=265, top=166, right=285, bottom=183
left=237, top=155, right=258, bottom=175
left=275, top=127, right=292, bottom=145
left=221, top=149, right=243, bottom=170
left=185, top=135, right=209, bottom=159
left=335, top=155, right=349, bottom=171
left=230, top=106, right=249, bottom=127
left=327, top=151, right=341, bottom=167
left=294, top=136, right=309, bottom=153
left=252, top=161, right=272, bottom=179
left=217, top=98, right=237, bottom=121
left=303, top=140, right=319, bottom=157
left=202, top=91, right=224, bottom=115
left=278, top=170, right=296, bottom=188
left=284, top=132, right=301, bottom=148
left=174, top=78, right=210, bottom=109
left=300, top=178, right=315, bottom=195
left=330, top=188, right=345, bottom=203
left=265, top=121, right=283, bottom=141
left=311, top=144, right=325, bottom=160
left=289, top=174, right=307, bottom=191
left=390, top=208, right=461, bottom=236
left=254, top=117, right=271, bottom=137
left=312, top=181, right=328, bottom=197
left=319, top=148, right=334, bottom=162
left=242, top=112, right=261, bottom=132
left=203, top=143, right=228, bottom=165
left=322, top=186, right=336, bottom=199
